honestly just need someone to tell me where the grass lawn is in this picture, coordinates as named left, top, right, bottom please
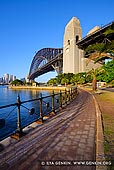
left=95, top=90, right=114, bottom=169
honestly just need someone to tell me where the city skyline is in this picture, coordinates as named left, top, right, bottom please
left=0, top=73, right=16, bottom=84
left=0, top=0, right=114, bottom=82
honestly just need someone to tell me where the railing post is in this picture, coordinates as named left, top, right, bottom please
left=65, top=89, right=67, bottom=105
left=51, top=90, right=55, bottom=114
left=17, top=95, right=22, bottom=133
left=39, top=93, right=43, bottom=123
left=74, top=87, right=76, bottom=97
left=68, top=89, right=70, bottom=102
left=73, top=88, right=75, bottom=98
left=72, top=88, right=74, bottom=99
left=75, top=87, right=77, bottom=96
left=74, top=87, right=77, bottom=97
left=59, top=90, right=62, bottom=109
left=71, top=88, right=73, bottom=100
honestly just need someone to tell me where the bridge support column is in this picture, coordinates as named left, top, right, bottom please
left=63, top=17, right=85, bottom=74
left=52, top=59, right=63, bottom=74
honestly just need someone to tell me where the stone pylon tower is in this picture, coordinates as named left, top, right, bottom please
left=63, top=17, right=85, bottom=74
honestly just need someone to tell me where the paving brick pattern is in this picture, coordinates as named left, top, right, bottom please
left=0, top=89, right=96, bottom=170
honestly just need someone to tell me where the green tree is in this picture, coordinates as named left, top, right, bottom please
left=103, top=28, right=114, bottom=36
left=102, top=60, right=114, bottom=82
left=61, top=77, right=69, bottom=86
left=85, top=27, right=114, bottom=65
left=85, top=28, right=114, bottom=90
left=70, top=74, right=78, bottom=85
left=70, top=72, right=86, bottom=85
left=96, top=67, right=106, bottom=82
left=85, top=41, right=114, bottom=65
left=11, top=79, right=24, bottom=86
left=64, top=73, right=74, bottom=84
left=85, top=71, right=93, bottom=83
left=90, top=69, right=100, bottom=90
left=56, top=74, right=64, bottom=84
left=47, top=78, right=57, bottom=85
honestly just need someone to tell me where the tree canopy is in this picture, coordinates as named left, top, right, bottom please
left=85, top=27, right=114, bottom=64
left=47, top=60, right=114, bottom=87
left=97, top=60, right=114, bottom=83
left=11, top=79, right=24, bottom=85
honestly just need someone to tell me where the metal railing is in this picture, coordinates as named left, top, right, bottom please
left=0, top=87, right=77, bottom=141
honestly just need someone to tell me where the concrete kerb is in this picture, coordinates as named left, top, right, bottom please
left=92, top=95, right=107, bottom=170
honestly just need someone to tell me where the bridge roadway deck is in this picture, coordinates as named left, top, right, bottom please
left=0, top=89, right=96, bottom=170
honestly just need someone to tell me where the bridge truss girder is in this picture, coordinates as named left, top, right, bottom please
left=77, top=21, right=114, bottom=49
left=29, top=48, right=63, bottom=80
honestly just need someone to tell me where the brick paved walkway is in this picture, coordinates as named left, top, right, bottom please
left=0, top=89, right=96, bottom=170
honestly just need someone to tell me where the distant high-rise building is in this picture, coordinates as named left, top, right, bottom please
left=0, top=77, right=3, bottom=83
left=4, top=73, right=9, bottom=83
left=9, top=75, right=14, bottom=82
left=13, top=76, right=16, bottom=81
left=0, top=74, right=16, bottom=84
left=20, top=78, right=26, bottom=82
left=9, top=75, right=16, bottom=83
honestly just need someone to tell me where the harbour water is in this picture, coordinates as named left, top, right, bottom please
left=0, top=85, right=54, bottom=141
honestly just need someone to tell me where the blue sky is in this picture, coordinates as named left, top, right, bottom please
left=0, top=0, right=114, bottom=82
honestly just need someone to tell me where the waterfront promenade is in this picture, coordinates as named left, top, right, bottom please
left=0, top=89, right=98, bottom=170
left=8, top=85, right=68, bottom=91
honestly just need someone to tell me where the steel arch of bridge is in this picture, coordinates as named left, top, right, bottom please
left=29, top=48, right=63, bottom=80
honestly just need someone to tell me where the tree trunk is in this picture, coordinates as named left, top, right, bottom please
left=92, top=76, right=97, bottom=91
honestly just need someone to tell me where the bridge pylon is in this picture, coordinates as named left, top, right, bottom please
left=63, top=17, right=85, bottom=74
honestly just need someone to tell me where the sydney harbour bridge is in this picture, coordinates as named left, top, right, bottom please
left=29, top=48, right=63, bottom=80
left=28, top=18, right=114, bottom=80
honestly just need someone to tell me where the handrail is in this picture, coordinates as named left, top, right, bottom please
left=0, top=103, right=17, bottom=109
left=0, top=87, right=78, bottom=141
